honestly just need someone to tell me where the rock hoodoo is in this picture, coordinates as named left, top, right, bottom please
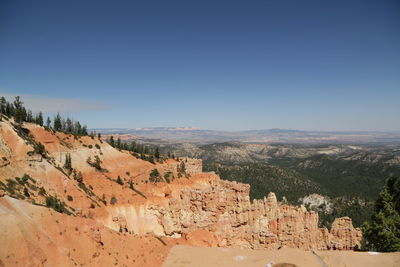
left=102, top=173, right=362, bottom=250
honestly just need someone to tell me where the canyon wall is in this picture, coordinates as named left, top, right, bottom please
left=102, top=173, right=362, bottom=250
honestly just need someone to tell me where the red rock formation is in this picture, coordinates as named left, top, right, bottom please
left=101, top=174, right=362, bottom=250
left=0, top=117, right=361, bottom=255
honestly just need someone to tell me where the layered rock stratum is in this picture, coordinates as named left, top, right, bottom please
left=0, top=116, right=362, bottom=266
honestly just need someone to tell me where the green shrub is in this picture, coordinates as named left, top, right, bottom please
left=23, top=187, right=30, bottom=197
left=34, top=142, right=46, bottom=157
left=149, top=169, right=162, bottom=183
left=39, top=187, right=46, bottom=196
left=116, top=176, right=124, bottom=185
left=45, top=195, right=70, bottom=214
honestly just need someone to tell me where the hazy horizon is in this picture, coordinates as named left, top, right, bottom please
left=91, top=126, right=400, bottom=134
left=1, top=0, right=399, bottom=131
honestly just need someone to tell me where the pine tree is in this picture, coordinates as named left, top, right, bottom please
left=117, top=137, right=121, bottom=149
left=155, top=148, right=160, bottom=159
left=26, top=110, right=33, bottom=122
left=64, top=153, right=72, bottom=173
left=54, top=113, right=62, bottom=131
left=81, top=125, right=88, bottom=135
left=46, top=117, right=51, bottom=128
left=61, top=118, right=66, bottom=131
left=109, top=136, right=115, bottom=147
left=93, top=155, right=102, bottom=170
left=6, top=102, right=13, bottom=117
left=36, top=112, right=44, bottom=126
left=362, top=177, right=400, bottom=252
left=74, top=121, right=82, bottom=135
left=13, top=96, right=25, bottom=123
left=0, top=96, right=6, bottom=114
left=180, top=161, right=186, bottom=173
left=116, top=176, right=123, bottom=185
left=66, top=118, right=73, bottom=133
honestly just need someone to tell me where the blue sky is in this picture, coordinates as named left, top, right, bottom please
left=1, top=0, right=399, bottom=131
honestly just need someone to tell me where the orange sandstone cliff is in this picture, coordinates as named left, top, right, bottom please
left=0, top=117, right=361, bottom=266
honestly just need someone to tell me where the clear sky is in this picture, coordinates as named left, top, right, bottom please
left=1, top=0, right=399, bottom=131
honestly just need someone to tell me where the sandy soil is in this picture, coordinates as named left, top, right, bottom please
left=162, top=245, right=400, bottom=267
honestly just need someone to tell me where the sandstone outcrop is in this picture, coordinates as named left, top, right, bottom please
left=0, top=196, right=177, bottom=267
left=102, top=174, right=362, bottom=250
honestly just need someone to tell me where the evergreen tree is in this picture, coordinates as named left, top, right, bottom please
left=74, top=121, right=82, bottom=135
left=26, top=110, right=33, bottom=122
left=81, top=125, right=88, bottom=135
left=91, top=155, right=102, bottom=170
left=61, top=118, right=66, bottom=131
left=155, top=147, right=160, bottom=159
left=36, top=112, right=44, bottom=126
left=0, top=96, right=6, bottom=114
left=117, top=137, right=121, bottom=149
left=46, top=117, right=51, bottom=128
left=64, top=153, right=72, bottom=173
left=13, top=96, right=25, bottom=123
left=116, top=176, right=123, bottom=185
left=6, top=102, right=13, bottom=117
left=109, top=136, right=115, bottom=147
left=180, top=161, right=186, bottom=173
left=362, top=177, right=400, bottom=252
left=54, top=113, right=62, bottom=131
left=66, top=118, right=73, bottom=133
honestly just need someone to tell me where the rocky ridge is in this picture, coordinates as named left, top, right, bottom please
left=0, top=116, right=362, bottom=263
left=104, top=173, right=361, bottom=250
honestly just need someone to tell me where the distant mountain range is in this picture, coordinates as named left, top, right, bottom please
left=94, top=127, right=400, bottom=144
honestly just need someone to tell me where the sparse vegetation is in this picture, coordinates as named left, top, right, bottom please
left=128, top=181, right=147, bottom=199
left=149, top=169, right=162, bottom=183
left=177, top=161, right=189, bottom=178
left=86, top=155, right=106, bottom=172
left=0, top=175, right=38, bottom=201
left=164, top=171, right=173, bottom=183
left=64, top=153, right=72, bottom=173
left=39, top=187, right=46, bottom=196
left=116, top=176, right=124, bottom=185
left=33, top=142, right=46, bottom=157
left=45, top=195, right=71, bottom=214
left=0, top=95, right=88, bottom=135
left=106, top=136, right=172, bottom=163
left=101, top=194, right=107, bottom=205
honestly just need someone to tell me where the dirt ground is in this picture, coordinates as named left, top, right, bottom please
left=162, top=245, right=400, bottom=267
